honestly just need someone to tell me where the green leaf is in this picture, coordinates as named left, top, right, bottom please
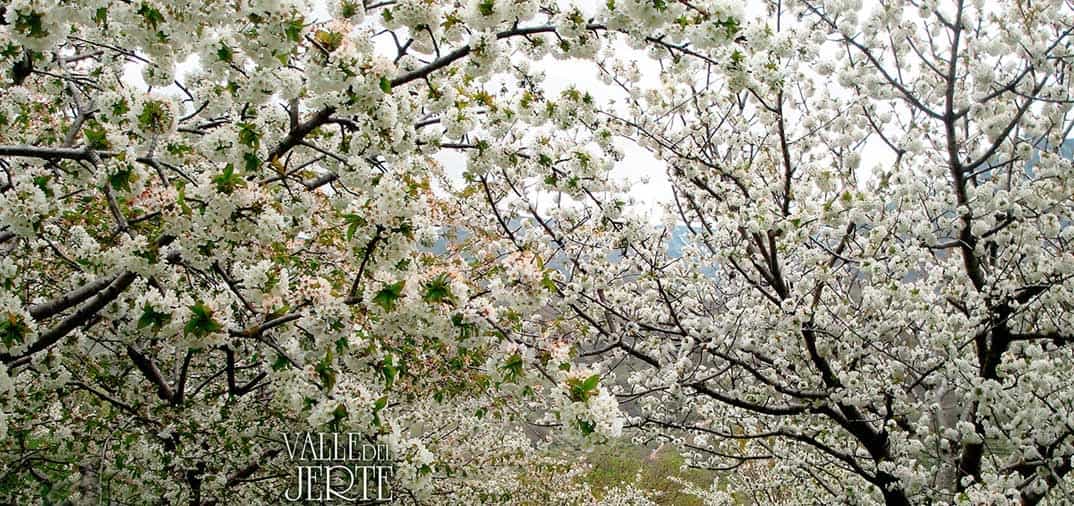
left=372, top=395, right=388, bottom=427
left=137, top=99, right=170, bottom=133
left=216, top=43, right=234, bottom=63
left=83, top=120, right=110, bottom=150
left=212, top=164, right=243, bottom=194
left=32, top=175, right=53, bottom=198
left=92, top=7, right=108, bottom=27
left=0, top=44, right=16, bottom=60
left=540, top=271, right=557, bottom=292
left=284, top=16, right=305, bottom=42
left=329, top=403, right=347, bottom=431
left=137, top=3, right=165, bottom=30
left=316, top=351, right=336, bottom=391
left=340, top=1, right=360, bottom=18
left=13, top=11, right=48, bottom=38
left=1, top=313, right=30, bottom=348
left=392, top=221, right=414, bottom=239
left=271, top=353, right=292, bottom=371
left=421, top=273, right=454, bottom=305
left=112, top=98, right=130, bottom=117
left=109, top=166, right=133, bottom=193
left=478, top=0, right=495, bottom=16
left=451, top=313, right=477, bottom=340
left=184, top=302, right=223, bottom=338
left=566, top=374, right=601, bottom=402
left=243, top=152, right=261, bottom=173
left=176, top=181, right=191, bottom=215
left=500, top=353, right=523, bottom=382
left=344, top=213, right=367, bottom=241
left=314, top=30, right=344, bottom=52
left=137, top=304, right=172, bottom=332
left=372, top=280, right=405, bottom=312
left=730, top=49, right=744, bottom=67
left=577, top=419, right=595, bottom=435
left=381, top=355, right=397, bottom=388
left=718, top=16, right=740, bottom=37
left=379, top=76, right=392, bottom=94
left=582, top=374, right=600, bottom=392
left=237, top=122, right=260, bottom=149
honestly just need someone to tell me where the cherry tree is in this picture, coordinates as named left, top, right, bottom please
left=7, top=0, right=1071, bottom=503
left=462, top=0, right=1074, bottom=504
left=0, top=0, right=743, bottom=503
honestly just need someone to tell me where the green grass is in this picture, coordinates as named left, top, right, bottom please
left=581, top=442, right=718, bottom=506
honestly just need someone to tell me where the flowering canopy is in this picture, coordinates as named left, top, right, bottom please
left=0, top=0, right=744, bottom=502
left=460, top=0, right=1074, bottom=504
left=3, top=0, right=1074, bottom=504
